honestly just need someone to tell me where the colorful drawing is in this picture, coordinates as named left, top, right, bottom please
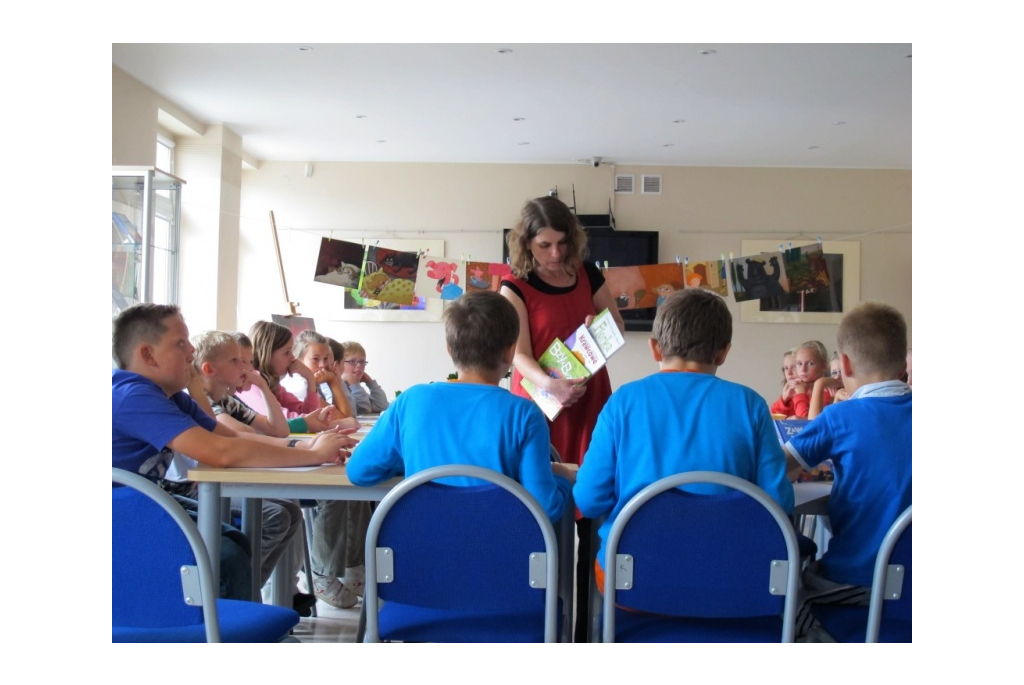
left=781, top=243, right=831, bottom=294
left=603, top=263, right=685, bottom=310
left=684, top=259, right=729, bottom=297
left=344, top=289, right=426, bottom=312
left=729, top=251, right=789, bottom=302
left=358, top=246, right=420, bottom=305
left=313, top=238, right=366, bottom=289
left=415, top=258, right=464, bottom=301
left=465, top=261, right=512, bottom=293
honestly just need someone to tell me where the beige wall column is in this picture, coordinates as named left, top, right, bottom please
left=176, top=125, right=242, bottom=333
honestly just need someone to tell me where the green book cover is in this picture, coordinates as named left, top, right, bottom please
left=520, top=337, right=591, bottom=421
left=536, top=337, right=590, bottom=381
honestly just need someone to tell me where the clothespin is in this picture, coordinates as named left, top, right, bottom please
left=595, top=260, right=601, bottom=270
left=817, top=236, right=823, bottom=247
left=788, top=242, right=793, bottom=250
left=506, top=257, right=511, bottom=266
left=676, top=255, right=682, bottom=265
left=329, top=230, right=334, bottom=242
left=778, top=243, right=784, bottom=253
left=603, top=261, right=609, bottom=271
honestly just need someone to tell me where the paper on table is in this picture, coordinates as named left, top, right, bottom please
left=230, top=465, right=332, bottom=472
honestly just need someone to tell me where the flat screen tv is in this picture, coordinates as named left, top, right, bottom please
left=502, top=227, right=660, bottom=332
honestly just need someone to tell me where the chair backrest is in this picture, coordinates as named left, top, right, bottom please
left=112, top=467, right=221, bottom=643
left=866, top=505, right=912, bottom=642
left=603, top=471, right=801, bottom=642
left=363, top=465, right=559, bottom=642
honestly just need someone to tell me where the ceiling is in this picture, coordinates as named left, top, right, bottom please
left=112, top=43, right=912, bottom=170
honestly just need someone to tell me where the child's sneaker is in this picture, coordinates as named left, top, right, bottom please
left=342, top=565, right=365, bottom=598
left=313, top=574, right=358, bottom=609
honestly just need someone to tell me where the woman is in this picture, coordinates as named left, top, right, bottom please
left=500, top=196, right=624, bottom=642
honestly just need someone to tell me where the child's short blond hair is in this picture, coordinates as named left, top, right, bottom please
left=192, top=330, right=237, bottom=366
left=836, top=302, right=908, bottom=379
left=341, top=341, right=366, bottom=360
left=293, top=330, right=329, bottom=360
left=796, top=340, right=828, bottom=364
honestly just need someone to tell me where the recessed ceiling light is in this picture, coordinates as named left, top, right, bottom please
left=518, top=142, right=530, bottom=145
left=807, top=145, right=820, bottom=150
left=297, top=45, right=314, bottom=52
left=673, top=119, right=686, bottom=124
left=699, top=49, right=717, bottom=56
left=376, top=140, right=387, bottom=143
left=662, top=143, right=675, bottom=147
left=497, top=48, right=513, bottom=54
left=513, top=117, right=525, bottom=122
left=355, top=115, right=367, bottom=119
left=833, top=121, right=846, bottom=126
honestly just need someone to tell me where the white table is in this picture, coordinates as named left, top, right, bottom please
left=189, top=463, right=400, bottom=606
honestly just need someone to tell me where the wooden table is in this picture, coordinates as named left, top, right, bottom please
left=188, top=463, right=400, bottom=606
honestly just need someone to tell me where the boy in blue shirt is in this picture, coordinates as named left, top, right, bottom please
left=347, top=291, right=576, bottom=522
left=784, top=302, right=911, bottom=637
left=112, top=303, right=356, bottom=599
left=574, top=288, right=793, bottom=587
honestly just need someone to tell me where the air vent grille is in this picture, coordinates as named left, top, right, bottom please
left=641, top=174, right=662, bottom=195
left=614, top=174, right=634, bottom=194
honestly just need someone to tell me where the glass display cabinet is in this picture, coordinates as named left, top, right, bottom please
left=112, top=167, right=185, bottom=313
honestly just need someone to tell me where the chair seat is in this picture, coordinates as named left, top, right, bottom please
left=613, top=610, right=785, bottom=643
left=113, top=600, right=299, bottom=643
left=378, top=601, right=563, bottom=643
left=811, top=604, right=912, bottom=643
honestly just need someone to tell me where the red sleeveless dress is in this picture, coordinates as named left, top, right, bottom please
left=502, top=262, right=612, bottom=467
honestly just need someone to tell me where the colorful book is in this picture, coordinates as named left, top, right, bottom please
left=520, top=309, right=624, bottom=420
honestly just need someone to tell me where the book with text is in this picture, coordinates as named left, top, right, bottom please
left=520, top=309, right=625, bottom=420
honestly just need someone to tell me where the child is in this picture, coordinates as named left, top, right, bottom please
left=783, top=302, right=911, bottom=636
left=347, top=290, right=576, bottom=523
left=574, top=289, right=793, bottom=590
left=769, top=347, right=799, bottom=417
left=233, top=333, right=349, bottom=435
left=340, top=340, right=390, bottom=415
left=229, top=335, right=361, bottom=609
left=245, top=321, right=330, bottom=419
left=281, top=330, right=355, bottom=418
left=808, top=351, right=850, bottom=419
left=162, top=331, right=311, bottom=612
left=790, top=340, right=832, bottom=418
left=111, top=304, right=355, bottom=599
left=276, top=333, right=368, bottom=608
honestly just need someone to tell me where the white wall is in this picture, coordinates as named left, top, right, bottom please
left=235, top=162, right=910, bottom=403
left=113, top=65, right=911, bottom=404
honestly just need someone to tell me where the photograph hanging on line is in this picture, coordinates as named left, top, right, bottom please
left=312, top=238, right=366, bottom=289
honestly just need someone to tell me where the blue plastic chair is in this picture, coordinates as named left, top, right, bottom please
left=362, top=465, right=563, bottom=642
left=112, top=467, right=300, bottom=642
left=810, top=505, right=912, bottom=642
left=601, top=471, right=802, bottom=642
